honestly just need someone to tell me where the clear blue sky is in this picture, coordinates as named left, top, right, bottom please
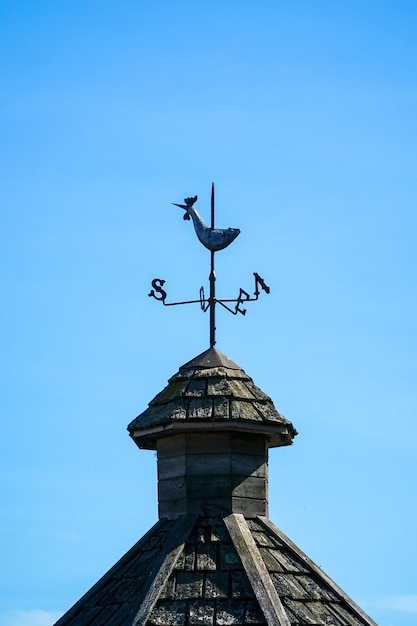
left=1, top=2, right=416, bottom=625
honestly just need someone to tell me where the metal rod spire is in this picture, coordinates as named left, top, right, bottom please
left=211, top=181, right=215, bottom=229
left=209, top=183, right=216, bottom=347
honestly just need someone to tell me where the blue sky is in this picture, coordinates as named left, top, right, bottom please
left=1, top=2, right=416, bottom=625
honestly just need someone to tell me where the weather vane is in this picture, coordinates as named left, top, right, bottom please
left=148, top=183, right=270, bottom=347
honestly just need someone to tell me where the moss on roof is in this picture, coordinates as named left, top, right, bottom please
left=128, top=348, right=297, bottom=450
left=54, top=514, right=377, bottom=626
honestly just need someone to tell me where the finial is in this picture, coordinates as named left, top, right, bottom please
left=149, top=183, right=270, bottom=347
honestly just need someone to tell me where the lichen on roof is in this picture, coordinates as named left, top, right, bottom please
left=128, top=348, right=297, bottom=450
left=54, top=514, right=377, bottom=626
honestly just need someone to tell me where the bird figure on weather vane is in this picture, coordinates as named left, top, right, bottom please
left=172, top=195, right=240, bottom=251
left=148, top=183, right=270, bottom=348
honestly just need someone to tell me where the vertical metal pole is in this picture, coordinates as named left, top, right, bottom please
left=209, top=183, right=216, bottom=347
left=210, top=181, right=215, bottom=229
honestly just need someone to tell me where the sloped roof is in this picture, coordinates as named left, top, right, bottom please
left=128, top=348, right=297, bottom=450
left=56, top=346, right=377, bottom=625
left=54, top=513, right=376, bottom=626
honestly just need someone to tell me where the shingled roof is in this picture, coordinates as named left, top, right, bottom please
left=55, top=348, right=377, bottom=626
left=55, top=514, right=376, bottom=625
left=128, top=347, right=297, bottom=450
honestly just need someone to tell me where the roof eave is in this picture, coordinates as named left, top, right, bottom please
left=130, top=420, right=295, bottom=450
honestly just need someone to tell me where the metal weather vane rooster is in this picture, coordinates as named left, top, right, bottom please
left=148, top=183, right=270, bottom=347
left=172, top=195, right=240, bottom=251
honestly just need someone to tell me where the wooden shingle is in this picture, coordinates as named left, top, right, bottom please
left=128, top=348, right=297, bottom=450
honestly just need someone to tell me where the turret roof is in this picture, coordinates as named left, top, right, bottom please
left=128, top=348, right=297, bottom=450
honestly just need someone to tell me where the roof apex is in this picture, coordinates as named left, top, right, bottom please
left=180, top=347, right=242, bottom=370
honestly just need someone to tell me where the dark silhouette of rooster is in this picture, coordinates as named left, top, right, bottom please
left=172, top=196, right=240, bottom=252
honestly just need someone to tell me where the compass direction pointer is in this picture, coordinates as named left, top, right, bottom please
left=148, top=183, right=269, bottom=347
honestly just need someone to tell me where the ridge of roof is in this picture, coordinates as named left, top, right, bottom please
left=256, top=516, right=378, bottom=626
left=54, top=514, right=377, bottom=626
